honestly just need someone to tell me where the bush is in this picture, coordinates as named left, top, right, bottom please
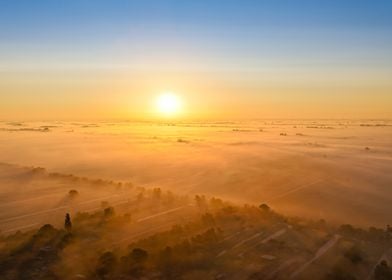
left=259, top=203, right=270, bottom=212
left=68, top=189, right=79, bottom=198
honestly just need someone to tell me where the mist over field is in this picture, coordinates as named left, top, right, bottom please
left=1, top=120, right=391, bottom=227
left=2, top=1, right=392, bottom=278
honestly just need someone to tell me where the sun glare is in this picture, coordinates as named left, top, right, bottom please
left=156, top=92, right=182, bottom=116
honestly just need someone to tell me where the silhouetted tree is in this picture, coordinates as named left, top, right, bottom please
left=153, top=188, right=162, bottom=200
left=104, top=207, right=115, bottom=218
left=64, top=213, right=72, bottom=231
left=368, top=227, right=385, bottom=242
left=128, top=248, right=149, bottom=277
left=195, top=195, right=207, bottom=211
left=130, top=248, right=148, bottom=264
left=339, top=224, right=357, bottom=237
left=96, top=251, right=117, bottom=280
left=68, top=189, right=79, bottom=198
left=259, top=203, right=270, bottom=212
left=209, top=197, right=224, bottom=210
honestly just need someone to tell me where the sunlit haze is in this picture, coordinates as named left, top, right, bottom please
left=1, top=2, right=392, bottom=279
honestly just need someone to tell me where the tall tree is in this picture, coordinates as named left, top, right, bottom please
left=64, top=213, right=72, bottom=231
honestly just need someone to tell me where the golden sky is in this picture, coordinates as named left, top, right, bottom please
left=1, top=1, right=392, bottom=120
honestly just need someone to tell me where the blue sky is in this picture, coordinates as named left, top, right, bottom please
left=1, top=0, right=391, bottom=47
left=1, top=0, right=391, bottom=68
left=2, top=1, right=392, bottom=29
left=0, top=0, right=391, bottom=119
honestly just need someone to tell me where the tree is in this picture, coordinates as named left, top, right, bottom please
left=64, top=213, right=72, bottom=231
left=153, top=188, right=162, bottom=200
left=259, top=203, right=270, bottom=212
left=130, top=248, right=148, bottom=264
left=104, top=207, right=115, bottom=218
left=96, top=251, right=117, bottom=279
left=68, top=189, right=79, bottom=199
left=37, top=224, right=57, bottom=237
left=195, top=195, right=207, bottom=211
left=127, top=248, right=149, bottom=277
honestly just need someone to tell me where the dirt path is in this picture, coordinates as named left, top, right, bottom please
left=136, top=205, right=188, bottom=222
left=112, top=205, right=192, bottom=246
left=265, top=257, right=302, bottom=280
left=217, top=227, right=288, bottom=258
left=290, top=234, right=341, bottom=279
left=217, top=231, right=264, bottom=257
left=267, top=180, right=323, bottom=202
left=258, top=228, right=287, bottom=245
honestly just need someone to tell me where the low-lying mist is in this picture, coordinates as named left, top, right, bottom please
left=0, top=120, right=391, bottom=227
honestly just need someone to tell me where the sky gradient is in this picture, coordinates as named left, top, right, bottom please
left=1, top=0, right=392, bottom=120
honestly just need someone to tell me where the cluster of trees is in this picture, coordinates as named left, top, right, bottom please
left=1, top=194, right=392, bottom=280
left=339, top=224, right=392, bottom=242
left=92, top=227, right=224, bottom=280
left=0, top=224, right=73, bottom=280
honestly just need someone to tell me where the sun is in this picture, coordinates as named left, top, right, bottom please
left=156, top=92, right=182, bottom=116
